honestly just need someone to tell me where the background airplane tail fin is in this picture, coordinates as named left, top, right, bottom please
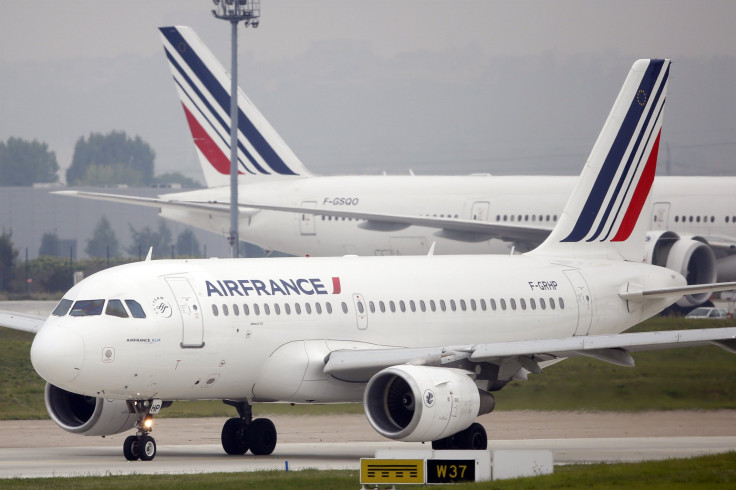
left=530, top=59, right=670, bottom=262
left=159, top=26, right=310, bottom=188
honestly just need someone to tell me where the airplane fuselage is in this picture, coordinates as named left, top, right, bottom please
left=161, top=175, right=736, bottom=257
left=31, top=255, right=681, bottom=403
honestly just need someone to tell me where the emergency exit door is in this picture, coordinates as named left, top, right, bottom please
left=166, top=277, right=205, bottom=348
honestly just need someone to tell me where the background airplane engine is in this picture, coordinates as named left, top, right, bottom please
left=363, top=365, right=494, bottom=442
left=44, top=383, right=138, bottom=436
left=645, top=231, right=717, bottom=307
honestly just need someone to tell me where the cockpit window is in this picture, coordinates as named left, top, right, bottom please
left=52, top=298, right=73, bottom=317
left=106, top=300, right=129, bottom=318
left=70, top=299, right=105, bottom=317
left=125, top=300, right=146, bottom=319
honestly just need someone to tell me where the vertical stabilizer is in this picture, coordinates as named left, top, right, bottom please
left=159, top=26, right=310, bottom=188
left=530, top=59, right=670, bottom=261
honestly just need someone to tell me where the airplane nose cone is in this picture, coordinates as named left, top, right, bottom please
left=30, top=326, right=85, bottom=387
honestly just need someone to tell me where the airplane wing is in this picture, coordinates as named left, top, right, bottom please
left=232, top=202, right=551, bottom=246
left=53, top=191, right=550, bottom=247
left=52, top=191, right=260, bottom=217
left=0, top=310, right=46, bottom=334
left=324, top=327, right=736, bottom=382
left=620, top=281, right=736, bottom=301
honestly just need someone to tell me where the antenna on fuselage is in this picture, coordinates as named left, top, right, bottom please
left=145, top=247, right=153, bottom=262
left=427, top=242, right=436, bottom=256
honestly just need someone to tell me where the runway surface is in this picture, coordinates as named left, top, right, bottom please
left=2, top=411, right=735, bottom=478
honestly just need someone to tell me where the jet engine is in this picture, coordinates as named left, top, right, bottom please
left=363, top=365, right=494, bottom=442
left=44, top=383, right=138, bottom=436
left=645, top=231, right=717, bottom=307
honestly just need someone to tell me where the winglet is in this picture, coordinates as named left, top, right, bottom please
left=530, top=59, right=670, bottom=261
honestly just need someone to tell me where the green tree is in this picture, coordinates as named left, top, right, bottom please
left=176, top=229, right=201, bottom=257
left=85, top=217, right=120, bottom=259
left=0, top=137, right=59, bottom=186
left=126, top=221, right=172, bottom=259
left=38, top=232, right=61, bottom=257
left=0, top=230, right=18, bottom=291
left=66, top=131, right=155, bottom=186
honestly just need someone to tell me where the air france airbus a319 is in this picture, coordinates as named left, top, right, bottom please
left=4, top=59, right=736, bottom=462
left=56, top=26, right=736, bottom=312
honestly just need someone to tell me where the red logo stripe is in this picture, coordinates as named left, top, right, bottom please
left=612, top=131, right=661, bottom=242
left=182, top=104, right=241, bottom=176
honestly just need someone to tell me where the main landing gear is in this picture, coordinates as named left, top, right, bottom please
left=431, top=422, right=488, bottom=450
left=123, top=399, right=162, bottom=461
left=221, top=400, right=277, bottom=456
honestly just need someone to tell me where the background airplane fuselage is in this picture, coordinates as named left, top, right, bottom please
left=162, top=175, right=736, bottom=258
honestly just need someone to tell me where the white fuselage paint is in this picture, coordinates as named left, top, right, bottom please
left=30, top=255, right=681, bottom=404
left=160, top=175, right=736, bottom=257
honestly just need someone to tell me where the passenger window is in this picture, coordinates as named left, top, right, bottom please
left=369, top=301, right=375, bottom=313
left=480, top=299, right=486, bottom=311
left=500, top=299, right=506, bottom=310
left=52, top=298, right=73, bottom=317
left=254, top=304, right=261, bottom=315
left=559, top=297, right=565, bottom=309
left=264, top=304, right=271, bottom=315
left=106, top=300, right=129, bottom=318
left=357, top=302, right=365, bottom=314
left=410, top=300, right=416, bottom=312
left=233, top=304, right=240, bottom=316
left=520, top=298, right=526, bottom=310
left=70, top=299, right=105, bottom=317
left=342, top=302, right=349, bottom=314
left=243, top=304, right=250, bottom=315
left=470, top=299, right=476, bottom=311
left=285, top=304, right=291, bottom=315
left=530, top=298, right=536, bottom=310
left=399, top=300, right=406, bottom=312
left=440, top=300, right=446, bottom=312
left=326, top=302, right=333, bottom=314
left=389, top=301, right=396, bottom=313
left=315, top=303, right=322, bottom=314
left=212, top=304, right=219, bottom=316
left=420, top=300, right=426, bottom=312
left=295, top=303, right=302, bottom=314
left=274, top=304, right=281, bottom=315
left=450, top=300, right=457, bottom=311
left=549, top=298, right=556, bottom=310
left=223, top=304, right=229, bottom=316
left=510, top=298, right=517, bottom=310
left=540, top=298, right=546, bottom=310
left=430, top=300, right=436, bottom=312
left=305, top=303, right=312, bottom=314
left=379, top=301, right=386, bottom=313
left=490, top=299, right=497, bottom=311
left=125, top=300, right=146, bottom=319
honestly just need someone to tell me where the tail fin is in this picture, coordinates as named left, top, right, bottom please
left=159, top=26, right=310, bottom=188
left=530, top=59, right=670, bottom=261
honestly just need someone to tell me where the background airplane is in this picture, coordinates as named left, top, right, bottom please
left=57, top=26, right=736, bottom=310
left=4, top=59, right=736, bottom=462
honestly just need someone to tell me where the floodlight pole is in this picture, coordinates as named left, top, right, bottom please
left=212, top=0, right=260, bottom=258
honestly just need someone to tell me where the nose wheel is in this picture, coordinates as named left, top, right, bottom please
left=123, top=399, right=161, bottom=461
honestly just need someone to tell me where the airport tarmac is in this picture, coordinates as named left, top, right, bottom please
left=2, top=411, right=735, bottom=478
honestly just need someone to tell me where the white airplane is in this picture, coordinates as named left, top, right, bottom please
left=4, top=59, right=736, bottom=462
left=56, top=26, right=736, bottom=311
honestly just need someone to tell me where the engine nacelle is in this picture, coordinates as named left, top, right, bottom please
left=363, top=365, right=494, bottom=442
left=44, top=383, right=138, bottom=436
left=645, top=231, right=717, bottom=307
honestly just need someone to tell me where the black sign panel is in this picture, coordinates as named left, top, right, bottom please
left=426, top=459, right=476, bottom=483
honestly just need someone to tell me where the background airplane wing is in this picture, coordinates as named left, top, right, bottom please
left=0, top=310, right=46, bottom=333
left=324, top=327, right=736, bottom=382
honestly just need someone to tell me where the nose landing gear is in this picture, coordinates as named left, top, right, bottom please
left=123, top=399, right=162, bottom=461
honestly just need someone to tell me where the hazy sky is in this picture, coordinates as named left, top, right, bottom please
left=1, top=0, right=734, bottom=181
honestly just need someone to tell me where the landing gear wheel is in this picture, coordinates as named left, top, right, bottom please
left=221, top=417, right=249, bottom=455
left=459, top=422, right=488, bottom=450
left=123, top=435, right=140, bottom=461
left=139, top=435, right=157, bottom=461
left=247, top=418, right=277, bottom=456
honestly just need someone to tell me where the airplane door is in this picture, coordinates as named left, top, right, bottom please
left=300, top=201, right=316, bottom=236
left=353, top=293, right=368, bottom=330
left=166, top=277, right=205, bottom=348
left=563, top=270, right=592, bottom=336
left=651, top=202, right=670, bottom=230
left=471, top=201, right=490, bottom=221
